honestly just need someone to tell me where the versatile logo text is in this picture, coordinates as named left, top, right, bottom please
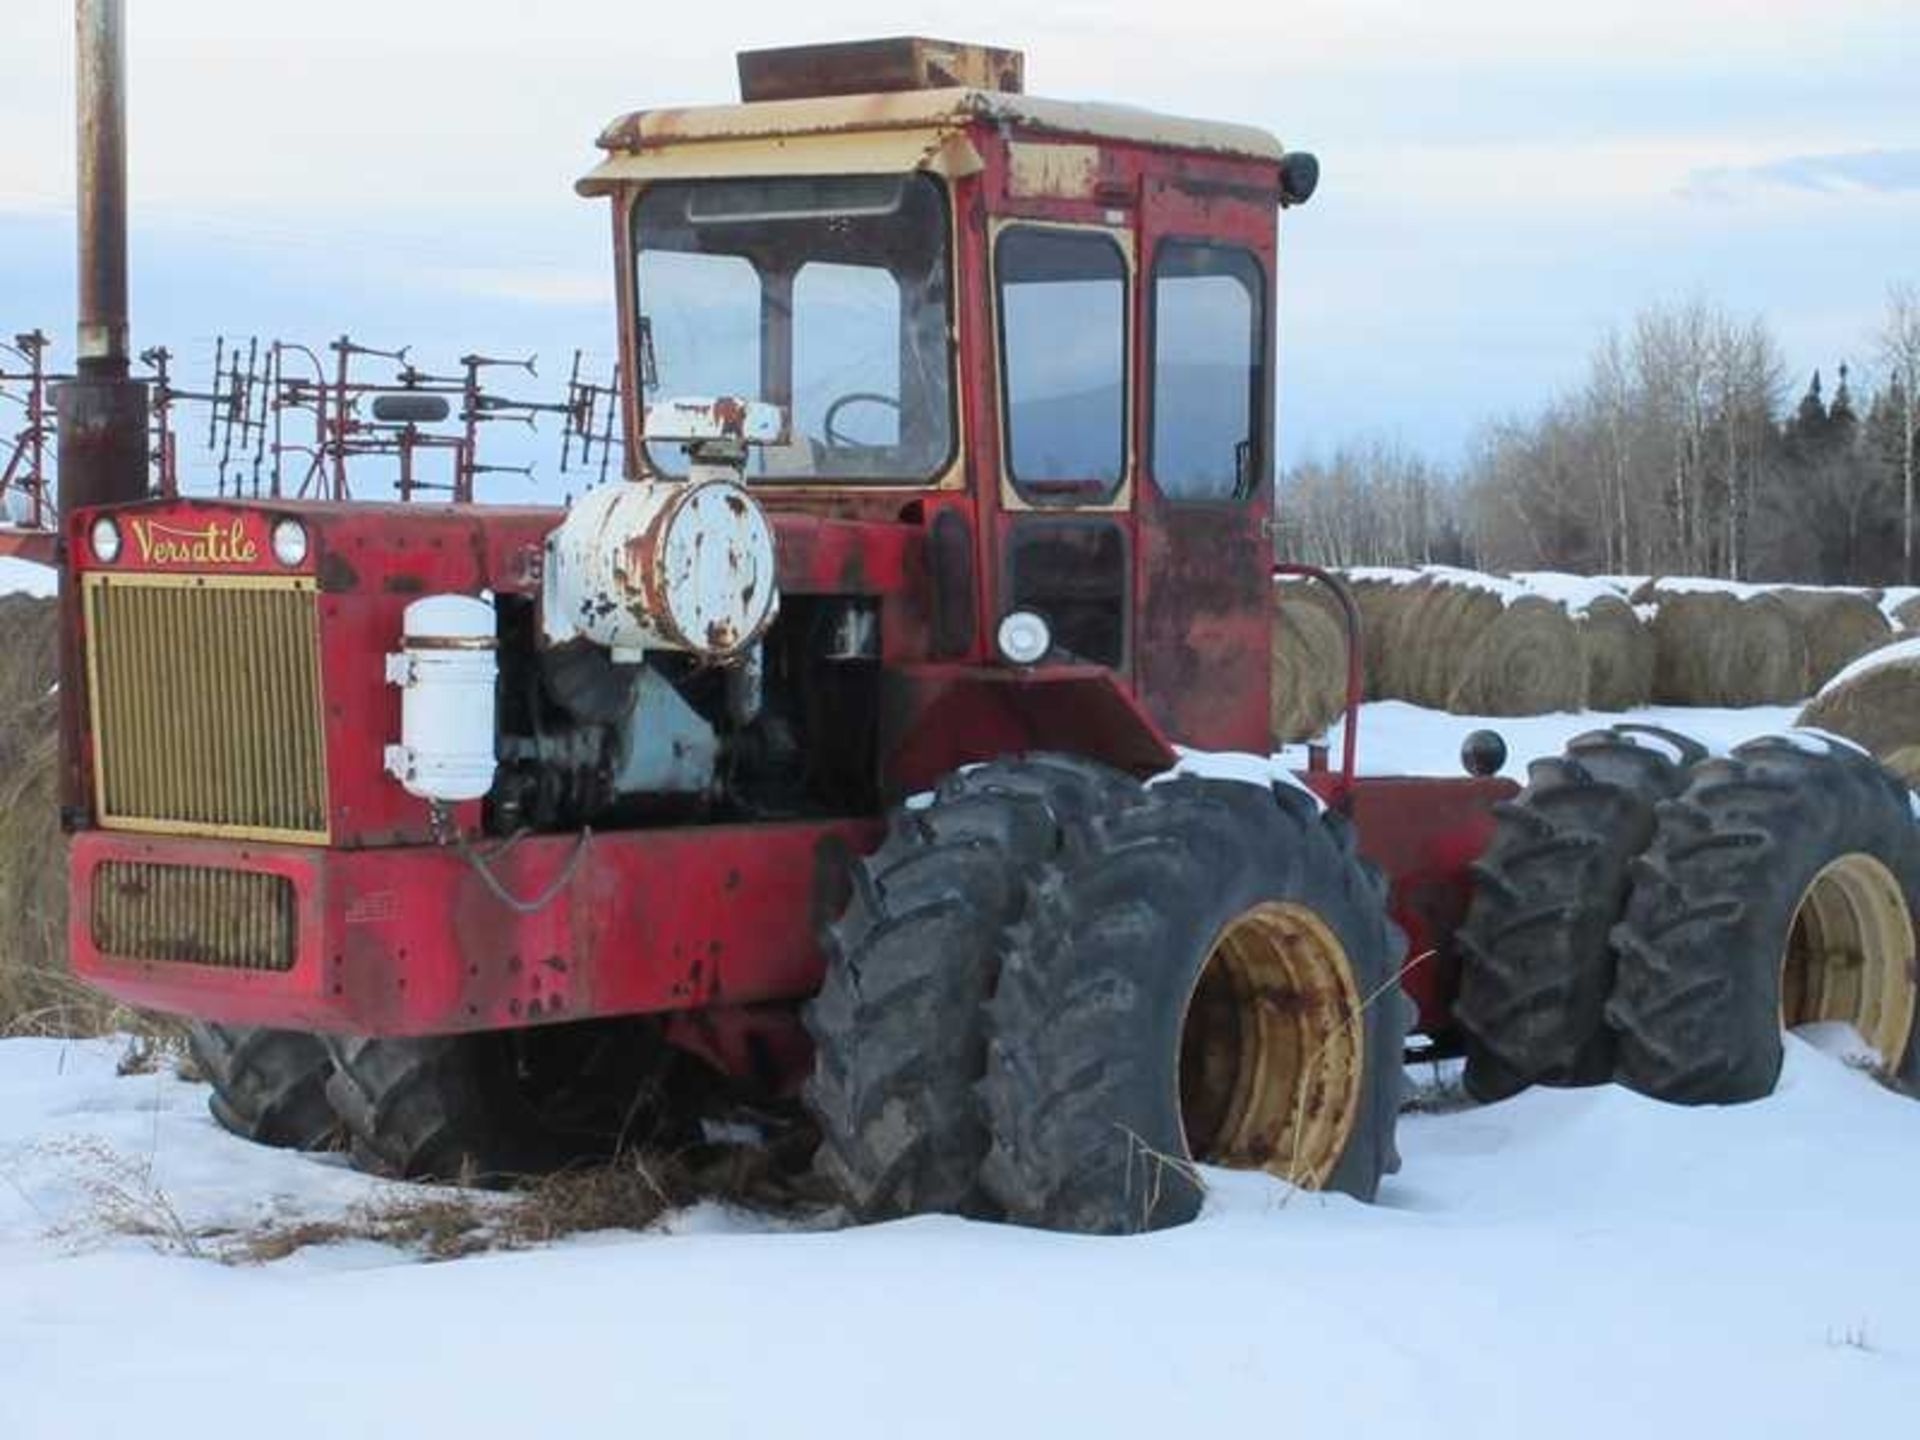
left=128, top=518, right=260, bottom=567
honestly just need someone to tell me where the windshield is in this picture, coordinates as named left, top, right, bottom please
left=633, top=174, right=954, bottom=483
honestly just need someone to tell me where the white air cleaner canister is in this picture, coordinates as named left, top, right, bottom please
left=383, top=594, right=499, bottom=802
left=541, top=477, right=779, bottom=662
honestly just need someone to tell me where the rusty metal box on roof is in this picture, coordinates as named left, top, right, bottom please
left=736, top=37, right=1024, bottom=103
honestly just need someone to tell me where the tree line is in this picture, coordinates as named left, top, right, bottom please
left=1279, top=285, right=1920, bottom=585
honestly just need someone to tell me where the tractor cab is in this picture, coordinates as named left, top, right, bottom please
left=578, top=37, right=1321, bottom=754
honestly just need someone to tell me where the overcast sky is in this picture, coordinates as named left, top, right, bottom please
left=2, top=0, right=1916, bottom=492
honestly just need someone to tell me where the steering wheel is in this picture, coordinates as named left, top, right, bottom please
left=822, top=391, right=902, bottom=449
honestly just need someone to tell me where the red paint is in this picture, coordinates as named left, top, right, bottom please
left=1304, top=772, right=1516, bottom=1035
left=72, top=818, right=879, bottom=1037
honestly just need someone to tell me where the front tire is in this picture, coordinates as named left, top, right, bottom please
left=802, top=755, right=1144, bottom=1220
left=979, top=777, right=1409, bottom=1235
left=1608, top=735, right=1920, bottom=1103
left=324, top=1019, right=677, bottom=1183
left=189, top=1023, right=339, bottom=1151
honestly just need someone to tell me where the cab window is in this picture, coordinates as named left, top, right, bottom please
left=996, top=227, right=1128, bottom=501
left=633, top=173, right=954, bottom=483
left=1150, top=242, right=1264, bottom=501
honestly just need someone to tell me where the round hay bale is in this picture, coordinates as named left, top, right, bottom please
left=1577, top=592, right=1655, bottom=711
left=1271, top=594, right=1349, bottom=742
left=1881, top=746, right=1920, bottom=787
left=0, top=704, right=65, bottom=1025
left=1796, top=642, right=1920, bottom=760
left=1335, top=571, right=1419, bottom=701
left=1276, top=576, right=1353, bottom=648
left=1277, top=576, right=1377, bottom=700
left=0, top=596, right=73, bottom=1031
left=1359, top=574, right=1475, bottom=708
left=1427, top=582, right=1506, bottom=709
left=0, top=592, right=57, bottom=736
left=1445, top=593, right=1588, bottom=716
left=1888, top=592, right=1920, bottom=632
left=1650, top=590, right=1811, bottom=706
left=1772, top=589, right=1892, bottom=689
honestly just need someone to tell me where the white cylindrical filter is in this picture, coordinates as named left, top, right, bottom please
left=383, top=594, right=498, bottom=802
left=541, top=477, right=779, bottom=662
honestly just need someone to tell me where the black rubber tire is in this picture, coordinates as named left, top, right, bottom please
left=1454, top=725, right=1704, bottom=1102
left=802, top=754, right=1146, bottom=1220
left=1608, top=735, right=1920, bottom=1103
left=188, top=1023, right=340, bottom=1151
left=323, top=1019, right=676, bottom=1183
left=978, top=776, right=1411, bottom=1235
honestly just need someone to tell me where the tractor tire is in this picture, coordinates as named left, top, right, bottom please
left=1454, top=725, right=1704, bottom=1102
left=803, top=754, right=1146, bottom=1221
left=1608, top=735, right=1920, bottom=1104
left=188, top=1023, right=339, bottom=1151
left=979, top=776, right=1410, bottom=1235
left=324, top=1019, right=676, bottom=1183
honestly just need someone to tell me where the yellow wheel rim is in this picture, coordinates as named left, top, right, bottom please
left=1177, top=901, right=1366, bottom=1189
left=1781, top=853, right=1918, bottom=1069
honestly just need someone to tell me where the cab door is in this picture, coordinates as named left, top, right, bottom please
left=1132, top=173, right=1278, bottom=750
left=989, top=216, right=1136, bottom=676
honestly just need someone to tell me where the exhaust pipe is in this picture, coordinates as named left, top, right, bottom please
left=57, top=0, right=149, bottom=823
left=58, top=0, right=148, bottom=514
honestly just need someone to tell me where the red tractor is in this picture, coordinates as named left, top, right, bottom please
left=55, top=23, right=1920, bottom=1234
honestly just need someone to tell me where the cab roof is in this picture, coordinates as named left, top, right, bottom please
left=578, top=86, right=1285, bottom=196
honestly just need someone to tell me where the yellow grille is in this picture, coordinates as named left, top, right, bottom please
left=91, top=861, right=298, bottom=972
left=84, top=574, right=329, bottom=842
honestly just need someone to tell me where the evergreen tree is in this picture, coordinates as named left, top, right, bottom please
left=1830, top=363, right=1859, bottom=444
left=1791, top=369, right=1829, bottom=449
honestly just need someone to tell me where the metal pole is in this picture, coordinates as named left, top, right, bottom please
left=75, top=0, right=130, bottom=377
left=59, top=0, right=148, bottom=517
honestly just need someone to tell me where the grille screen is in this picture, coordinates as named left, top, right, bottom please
left=84, top=576, right=328, bottom=841
left=91, top=861, right=297, bottom=972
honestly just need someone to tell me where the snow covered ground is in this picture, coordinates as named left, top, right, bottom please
left=4, top=699, right=1916, bottom=1438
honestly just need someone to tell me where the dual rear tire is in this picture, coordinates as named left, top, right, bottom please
left=1458, top=728, right=1920, bottom=1106
left=800, top=755, right=1142, bottom=1219
left=1609, top=735, right=1920, bottom=1100
left=803, top=760, right=1411, bottom=1233
left=977, top=778, right=1408, bottom=1233
left=1455, top=726, right=1701, bottom=1101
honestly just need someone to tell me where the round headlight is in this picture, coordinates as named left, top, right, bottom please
left=89, top=516, right=121, bottom=564
left=995, top=609, right=1052, bottom=667
left=271, top=517, right=309, bottom=567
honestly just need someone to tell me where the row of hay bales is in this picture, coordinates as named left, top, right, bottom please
left=1273, top=567, right=1911, bottom=741
left=1641, top=581, right=1893, bottom=710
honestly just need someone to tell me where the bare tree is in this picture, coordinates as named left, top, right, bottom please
left=1279, top=439, right=1453, bottom=568
left=1633, top=299, right=1720, bottom=575
left=1709, top=316, right=1785, bottom=580
left=1585, top=331, right=1634, bottom=572
left=1881, top=283, right=1920, bottom=582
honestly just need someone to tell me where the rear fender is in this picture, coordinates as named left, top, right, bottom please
left=1304, top=773, right=1516, bottom=1037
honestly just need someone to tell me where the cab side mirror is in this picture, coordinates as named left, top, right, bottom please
left=1280, top=151, right=1320, bottom=209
